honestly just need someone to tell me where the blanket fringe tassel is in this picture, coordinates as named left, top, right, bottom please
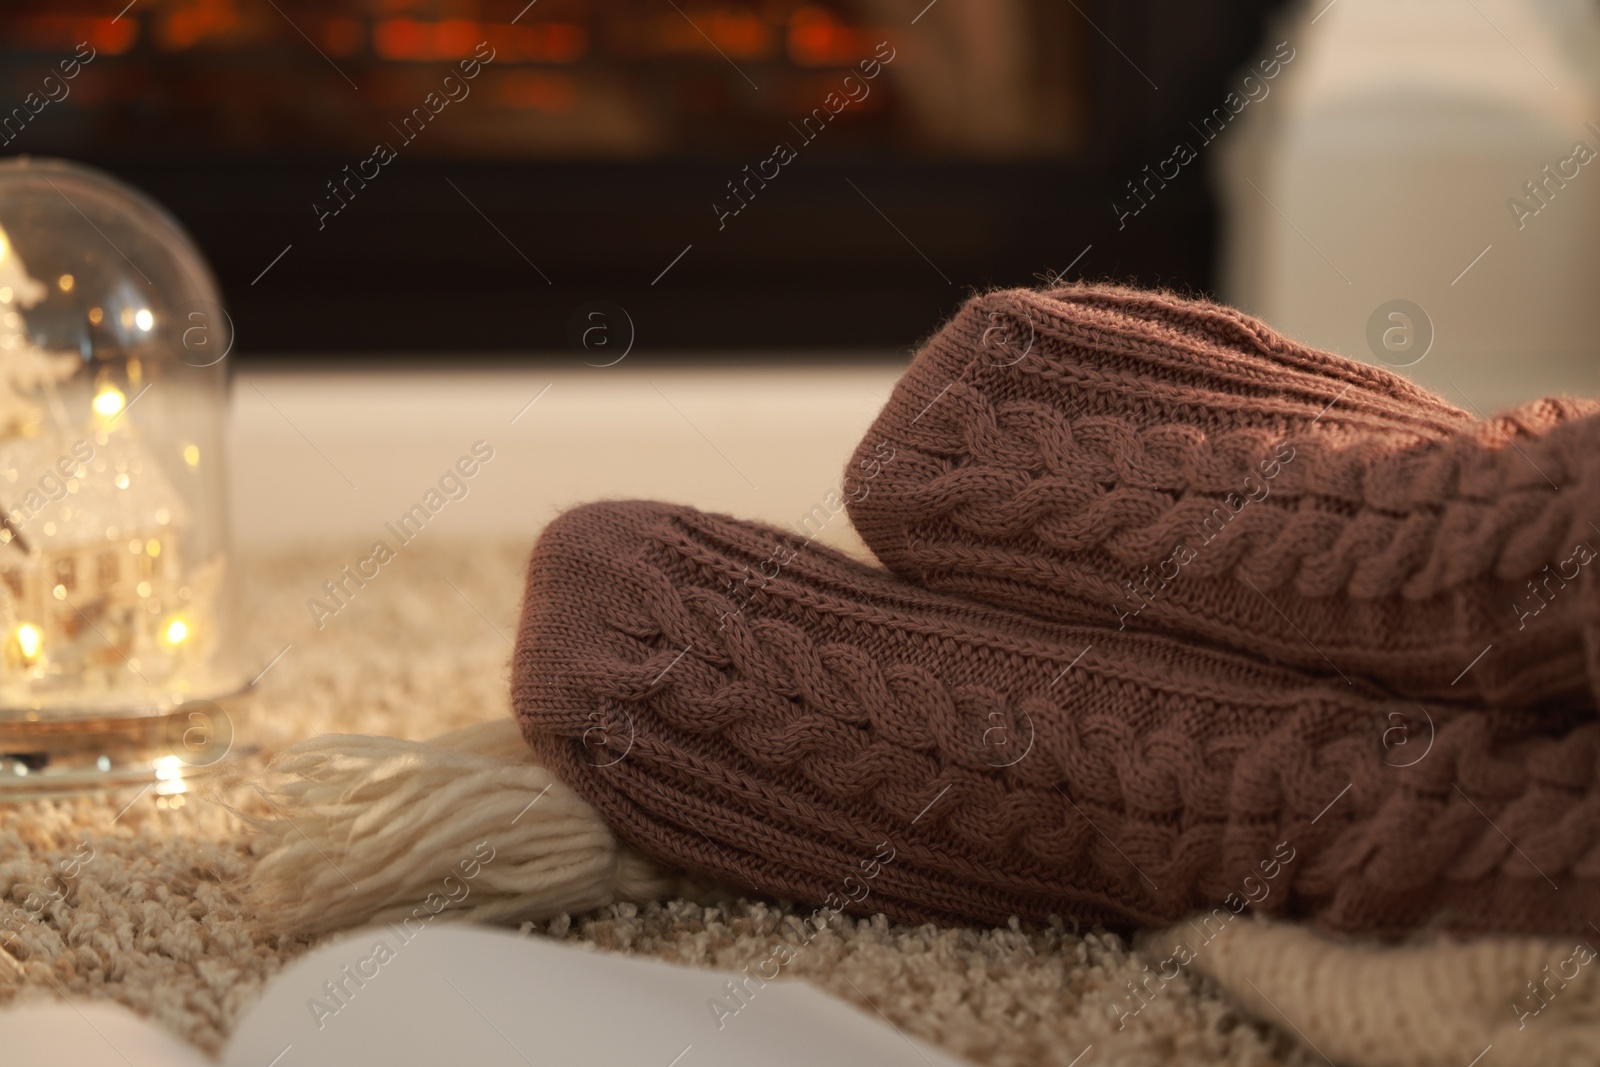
left=229, top=718, right=675, bottom=936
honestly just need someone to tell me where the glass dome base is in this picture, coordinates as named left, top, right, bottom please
left=0, top=684, right=251, bottom=799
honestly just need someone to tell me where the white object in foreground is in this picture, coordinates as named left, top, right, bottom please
left=0, top=923, right=970, bottom=1066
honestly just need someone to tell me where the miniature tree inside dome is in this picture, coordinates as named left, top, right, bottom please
left=0, top=158, right=242, bottom=793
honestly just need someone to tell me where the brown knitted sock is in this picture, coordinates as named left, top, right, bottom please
left=846, top=283, right=1600, bottom=709
left=513, top=500, right=1600, bottom=937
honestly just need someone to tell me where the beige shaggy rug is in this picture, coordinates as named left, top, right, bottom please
left=0, top=539, right=1323, bottom=1065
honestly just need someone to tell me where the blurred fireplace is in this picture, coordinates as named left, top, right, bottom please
left=0, top=0, right=1285, bottom=356
left=0, top=1, right=1084, bottom=158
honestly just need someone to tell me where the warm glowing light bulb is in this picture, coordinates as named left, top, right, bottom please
left=134, top=308, right=154, bottom=331
left=164, top=618, right=188, bottom=645
left=183, top=444, right=200, bottom=467
left=0, top=231, right=8, bottom=264
left=93, top=387, right=126, bottom=417
left=57, top=273, right=74, bottom=292
left=15, top=623, right=40, bottom=660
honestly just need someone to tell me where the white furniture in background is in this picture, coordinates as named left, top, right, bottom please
left=227, top=362, right=903, bottom=554
left=1218, top=0, right=1600, bottom=411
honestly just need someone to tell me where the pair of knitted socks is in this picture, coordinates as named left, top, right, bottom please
left=514, top=284, right=1600, bottom=938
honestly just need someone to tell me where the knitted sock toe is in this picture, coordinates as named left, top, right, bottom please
left=513, top=500, right=1600, bottom=937
left=847, top=284, right=1600, bottom=708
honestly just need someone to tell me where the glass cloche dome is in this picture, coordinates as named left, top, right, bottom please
left=0, top=157, right=244, bottom=794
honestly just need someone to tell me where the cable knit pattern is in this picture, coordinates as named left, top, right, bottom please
left=514, top=500, right=1600, bottom=937
left=847, top=283, right=1600, bottom=708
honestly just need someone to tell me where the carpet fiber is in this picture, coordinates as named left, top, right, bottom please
left=0, top=540, right=1314, bottom=1066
